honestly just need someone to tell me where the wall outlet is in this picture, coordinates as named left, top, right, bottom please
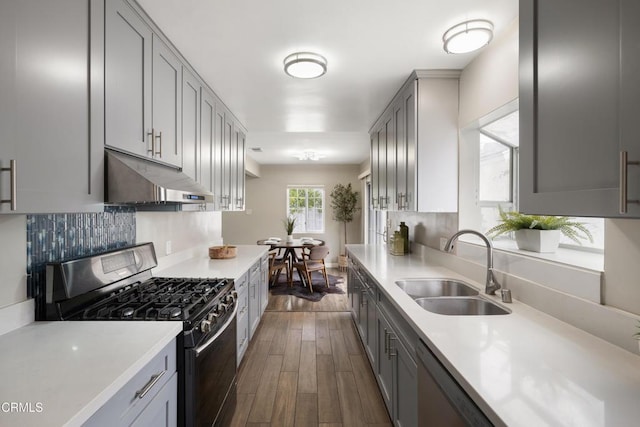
left=439, top=237, right=448, bottom=252
left=165, top=240, right=172, bottom=255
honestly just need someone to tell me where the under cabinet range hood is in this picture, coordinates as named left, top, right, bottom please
left=105, top=149, right=213, bottom=208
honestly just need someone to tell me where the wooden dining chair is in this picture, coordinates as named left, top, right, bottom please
left=291, top=245, right=330, bottom=293
left=268, top=250, right=290, bottom=287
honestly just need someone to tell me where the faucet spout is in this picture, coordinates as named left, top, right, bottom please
left=444, top=229, right=501, bottom=295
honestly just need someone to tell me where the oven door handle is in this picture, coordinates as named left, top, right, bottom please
left=194, top=304, right=238, bottom=356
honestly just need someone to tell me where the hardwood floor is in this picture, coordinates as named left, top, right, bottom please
left=231, top=269, right=391, bottom=427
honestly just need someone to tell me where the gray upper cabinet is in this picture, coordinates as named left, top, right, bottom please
left=370, top=133, right=379, bottom=209
left=520, top=0, right=640, bottom=217
left=213, top=107, right=225, bottom=210
left=105, top=0, right=152, bottom=160
left=105, top=0, right=182, bottom=169
left=182, top=68, right=200, bottom=182
left=0, top=0, right=103, bottom=214
left=235, top=129, right=246, bottom=210
left=151, top=36, right=182, bottom=167
left=370, top=71, right=459, bottom=213
left=200, top=89, right=215, bottom=193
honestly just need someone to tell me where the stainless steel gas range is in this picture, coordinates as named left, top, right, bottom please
left=35, top=242, right=237, bottom=427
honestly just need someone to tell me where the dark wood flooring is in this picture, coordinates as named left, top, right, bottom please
left=230, top=269, right=391, bottom=427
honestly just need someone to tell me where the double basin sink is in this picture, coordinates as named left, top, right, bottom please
left=396, top=279, right=510, bottom=316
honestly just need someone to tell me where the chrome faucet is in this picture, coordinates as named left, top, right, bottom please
left=444, top=229, right=501, bottom=295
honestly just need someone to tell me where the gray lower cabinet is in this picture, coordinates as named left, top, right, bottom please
left=520, top=0, right=640, bottom=218
left=259, top=254, right=269, bottom=316
left=248, top=260, right=261, bottom=339
left=86, top=338, right=177, bottom=427
left=236, top=271, right=249, bottom=366
left=348, top=259, right=417, bottom=427
left=0, top=0, right=103, bottom=214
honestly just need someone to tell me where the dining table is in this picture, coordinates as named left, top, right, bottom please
left=257, top=238, right=325, bottom=266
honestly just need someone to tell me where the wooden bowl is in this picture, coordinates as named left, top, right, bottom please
left=209, top=245, right=237, bottom=259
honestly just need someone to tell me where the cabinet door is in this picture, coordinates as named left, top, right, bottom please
left=519, top=0, right=625, bottom=216
left=620, top=0, right=640, bottom=216
left=376, top=309, right=393, bottom=413
left=357, top=285, right=368, bottom=343
left=248, top=263, right=261, bottom=339
left=395, top=100, right=407, bottom=211
left=105, top=0, right=152, bottom=158
left=385, top=114, right=396, bottom=211
left=370, top=133, right=379, bottom=209
left=365, top=288, right=377, bottom=366
left=404, top=85, right=417, bottom=212
left=350, top=270, right=361, bottom=323
left=377, top=125, right=388, bottom=210
left=392, top=338, right=418, bottom=427
left=182, top=68, right=200, bottom=181
left=235, top=128, right=246, bottom=210
left=1, top=0, right=102, bottom=214
left=200, top=89, right=215, bottom=193
left=131, top=373, right=178, bottom=427
left=260, top=255, right=269, bottom=315
left=213, top=107, right=225, bottom=209
left=222, top=116, right=234, bottom=210
left=152, top=35, right=182, bottom=167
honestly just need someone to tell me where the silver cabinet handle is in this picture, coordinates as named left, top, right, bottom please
left=1, top=159, right=17, bottom=211
left=620, top=151, right=640, bottom=214
left=384, top=328, right=389, bottom=354
left=135, top=370, right=166, bottom=399
left=155, top=131, right=162, bottom=157
left=147, top=129, right=156, bottom=155
left=388, top=336, right=397, bottom=360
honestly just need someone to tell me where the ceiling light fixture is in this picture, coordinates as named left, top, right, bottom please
left=442, top=19, right=494, bottom=54
left=283, top=52, right=327, bottom=79
left=294, top=150, right=325, bottom=161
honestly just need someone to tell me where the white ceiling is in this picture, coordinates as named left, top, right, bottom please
left=137, top=0, right=518, bottom=165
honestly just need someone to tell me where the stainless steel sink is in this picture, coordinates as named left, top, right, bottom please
left=395, top=279, right=479, bottom=298
left=414, top=296, right=511, bottom=316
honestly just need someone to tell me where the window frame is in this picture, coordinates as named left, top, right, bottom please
left=286, top=185, right=325, bottom=234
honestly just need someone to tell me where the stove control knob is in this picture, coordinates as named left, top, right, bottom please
left=207, top=312, right=219, bottom=323
left=225, top=293, right=235, bottom=304
left=200, top=319, right=212, bottom=333
left=217, top=302, right=228, bottom=313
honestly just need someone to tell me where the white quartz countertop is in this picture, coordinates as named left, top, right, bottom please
left=0, top=321, right=182, bottom=427
left=346, top=244, right=640, bottom=427
left=154, top=245, right=269, bottom=279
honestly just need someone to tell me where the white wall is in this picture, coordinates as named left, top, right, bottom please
left=136, top=211, right=223, bottom=259
left=222, top=164, right=363, bottom=264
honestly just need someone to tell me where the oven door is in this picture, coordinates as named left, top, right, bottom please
left=183, top=307, right=237, bottom=427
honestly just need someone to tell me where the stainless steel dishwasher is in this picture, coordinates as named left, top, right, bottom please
left=417, top=339, right=494, bottom=426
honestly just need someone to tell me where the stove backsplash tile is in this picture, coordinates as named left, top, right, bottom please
left=26, top=206, right=136, bottom=298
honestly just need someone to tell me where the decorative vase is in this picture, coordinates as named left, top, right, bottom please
left=286, top=234, right=293, bottom=243
left=514, top=229, right=561, bottom=253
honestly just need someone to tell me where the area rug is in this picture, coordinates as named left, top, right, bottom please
left=269, top=271, right=345, bottom=302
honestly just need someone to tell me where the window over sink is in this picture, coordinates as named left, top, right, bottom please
left=459, top=100, right=604, bottom=257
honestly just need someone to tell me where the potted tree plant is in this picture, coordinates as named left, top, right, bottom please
left=282, top=216, right=296, bottom=242
left=486, top=210, right=593, bottom=253
left=330, top=183, right=360, bottom=271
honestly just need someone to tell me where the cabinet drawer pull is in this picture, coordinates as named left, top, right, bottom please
left=1, top=159, right=17, bottom=211
left=147, top=129, right=155, bottom=155
left=384, top=329, right=389, bottom=354
left=135, top=370, right=166, bottom=399
left=619, top=151, right=640, bottom=214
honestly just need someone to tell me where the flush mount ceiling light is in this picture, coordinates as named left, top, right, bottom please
left=442, top=19, right=494, bottom=54
left=294, top=150, right=325, bottom=161
left=283, top=52, right=327, bottom=79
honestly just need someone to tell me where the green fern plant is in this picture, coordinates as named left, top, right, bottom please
left=486, top=209, right=594, bottom=245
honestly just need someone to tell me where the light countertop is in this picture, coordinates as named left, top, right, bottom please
left=154, top=244, right=269, bottom=279
left=346, top=244, right=640, bottom=427
left=0, top=321, right=182, bottom=427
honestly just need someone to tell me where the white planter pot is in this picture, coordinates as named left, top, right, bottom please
left=286, top=235, right=293, bottom=243
left=514, top=229, right=561, bottom=253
